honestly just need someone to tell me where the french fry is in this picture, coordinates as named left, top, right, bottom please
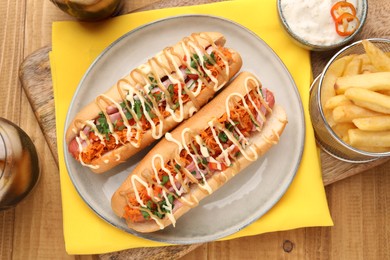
left=324, top=95, right=352, bottom=110
left=321, top=55, right=354, bottom=108
left=332, top=122, right=356, bottom=141
left=334, top=72, right=390, bottom=94
left=356, top=53, right=371, bottom=65
left=362, top=40, right=390, bottom=71
left=361, top=64, right=378, bottom=74
left=378, top=90, right=390, bottom=96
left=332, top=104, right=383, bottom=123
left=345, top=88, right=390, bottom=114
left=349, top=129, right=390, bottom=148
left=352, top=116, right=390, bottom=131
left=343, top=56, right=362, bottom=76
left=353, top=101, right=390, bottom=114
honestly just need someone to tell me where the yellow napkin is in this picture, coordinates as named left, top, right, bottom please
left=51, top=0, right=333, bottom=254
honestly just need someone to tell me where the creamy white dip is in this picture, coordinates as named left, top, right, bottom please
left=280, top=0, right=358, bottom=46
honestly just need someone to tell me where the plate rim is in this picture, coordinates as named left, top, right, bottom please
left=63, top=14, right=306, bottom=244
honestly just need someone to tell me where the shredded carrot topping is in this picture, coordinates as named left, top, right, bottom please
left=75, top=48, right=235, bottom=164
left=123, top=89, right=270, bottom=223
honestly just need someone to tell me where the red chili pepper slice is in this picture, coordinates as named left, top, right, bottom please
left=335, top=12, right=360, bottom=36
left=331, top=1, right=357, bottom=21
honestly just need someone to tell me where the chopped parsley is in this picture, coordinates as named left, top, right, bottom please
left=96, top=112, right=110, bottom=140
left=203, top=52, right=216, bottom=66
left=226, top=121, right=238, bottom=131
left=199, top=157, right=208, bottom=166
left=151, top=91, right=162, bottom=102
left=134, top=100, right=143, bottom=120
left=161, top=175, right=169, bottom=186
left=120, top=101, right=133, bottom=120
left=156, top=194, right=175, bottom=216
left=218, top=132, right=228, bottom=143
left=171, top=102, right=180, bottom=110
left=190, top=54, right=200, bottom=70
left=175, top=164, right=181, bottom=171
left=140, top=210, right=150, bottom=220
left=167, top=84, right=174, bottom=97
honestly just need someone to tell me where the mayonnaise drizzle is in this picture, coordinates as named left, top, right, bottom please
left=73, top=33, right=232, bottom=170
left=124, top=76, right=275, bottom=228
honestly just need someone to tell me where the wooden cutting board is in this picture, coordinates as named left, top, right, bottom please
left=18, top=0, right=390, bottom=259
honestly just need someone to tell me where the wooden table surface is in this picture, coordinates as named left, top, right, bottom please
left=1, top=0, right=389, bottom=259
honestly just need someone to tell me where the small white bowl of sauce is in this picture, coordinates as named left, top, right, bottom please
left=277, top=0, right=367, bottom=51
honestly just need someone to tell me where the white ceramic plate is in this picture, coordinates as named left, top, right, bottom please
left=64, top=15, right=305, bottom=244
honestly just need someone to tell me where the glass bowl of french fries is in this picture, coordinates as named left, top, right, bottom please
left=309, top=38, right=390, bottom=162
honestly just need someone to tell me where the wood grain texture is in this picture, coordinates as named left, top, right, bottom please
left=182, top=159, right=390, bottom=260
left=0, top=0, right=27, bottom=259
left=0, top=0, right=388, bottom=259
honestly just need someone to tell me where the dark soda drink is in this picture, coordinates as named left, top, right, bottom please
left=0, top=118, right=40, bottom=210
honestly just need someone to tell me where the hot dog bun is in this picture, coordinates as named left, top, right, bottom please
left=111, top=71, right=288, bottom=233
left=66, top=32, right=242, bottom=173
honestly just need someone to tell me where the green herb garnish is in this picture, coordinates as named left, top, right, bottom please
left=146, top=200, right=153, bottom=210
left=203, top=52, right=216, bottom=66
left=134, top=100, right=143, bottom=120
left=200, top=158, right=208, bottom=165
left=96, top=112, right=111, bottom=140
left=175, top=164, right=181, bottom=171
left=218, top=132, right=228, bottom=143
left=140, top=210, right=150, bottom=220
left=171, top=102, right=180, bottom=110
left=226, top=121, right=238, bottom=131
left=152, top=91, right=162, bottom=102
left=161, top=175, right=169, bottom=186
left=167, top=84, right=174, bottom=97
left=158, top=194, right=175, bottom=213
left=190, top=54, right=200, bottom=70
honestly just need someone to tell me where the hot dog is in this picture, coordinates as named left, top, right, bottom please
left=66, top=32, right=242, bottom=173
left=111, top=71, right=288, bottom=233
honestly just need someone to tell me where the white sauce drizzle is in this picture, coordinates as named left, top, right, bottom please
left=124, top=75, right=277, bottom=227
left=188, top=106, right=198, bottom=117
left=72, top=33, right=232, bottom=173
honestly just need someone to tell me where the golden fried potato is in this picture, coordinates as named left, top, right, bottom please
left=321, top=55, right=354, bottom=108
left=352, top=116, right=390, bottom=131
left=324, top=95, right=352, bottom=110
left=334, top=72, right=390, bottom=94
left=361, top=64, right=378, bottom=74
left=343, top=56, right=362, bottom=76
left=378, top=90, right=390, bottom=95
left=332, top=104, right=383, bottom=123
left=362, top=40, right=390, bottom=71
left=332, top=122, right=356, bottom=142
left=345, top=88, right=390, bottom=114
left=349, top=129, right=390, bottom=148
